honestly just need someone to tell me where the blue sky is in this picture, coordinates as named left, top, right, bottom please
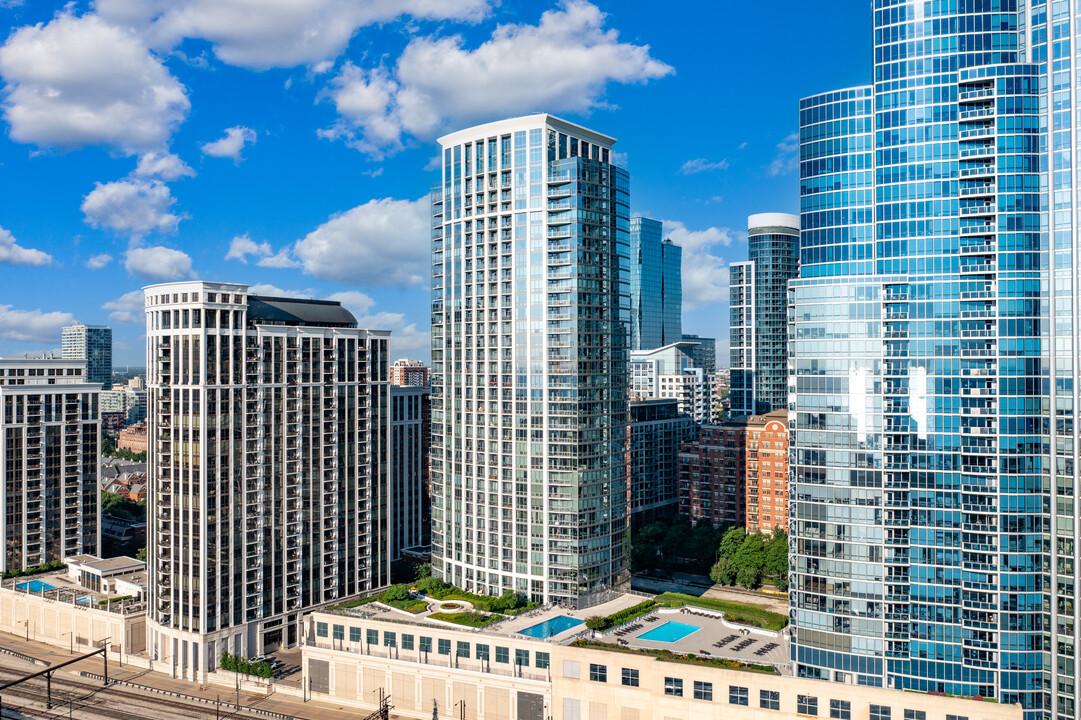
left=0, top=0, right=871, bottom=366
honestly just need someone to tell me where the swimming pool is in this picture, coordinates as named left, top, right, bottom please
left=16, top=580, right=55, bottom=593
left=520, top=615, right=583, bottom=639
left=637, top=621, right=701, bottom=643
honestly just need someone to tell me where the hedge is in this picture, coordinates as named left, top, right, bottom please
left=654, top=592, right=788, bottom=631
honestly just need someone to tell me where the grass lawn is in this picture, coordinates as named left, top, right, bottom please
left=428, top=611, right=502, bottom=628
left=386, top=599, right=428, bottom=613
left=654, top=592, right=788, bottom=631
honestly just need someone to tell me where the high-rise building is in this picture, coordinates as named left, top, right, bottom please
left=144, top=282, right=390, bottom=680
left=430, top=114, right=630, bottom=607
left=790, top=7, right=1050, bottom=716
left=62, top=323, right=112, bottom=388
left=630, top=341, right=713, bottom=423
left=681, top=333, right=716, bottom=374
left=0, top=359, right=100, bottom=573
left=389, top=384, right=431, bottom=559
left=729, top=214, right=798, bottom=415
left=626, top=398, right=695, bottom=526
left=629, top=217, right=681, bottom=350
left=390, top=358, right=430, bottom=388
left=100, top=385, right=147, bottom=426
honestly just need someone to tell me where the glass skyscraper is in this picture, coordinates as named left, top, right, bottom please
left=629, top=216, right=682, bottom=350
left=789, top=4, right=1051, bottom=718
left=430, top=115, right=630, bottom=607
left=62, top=322, right=112, bottom=388
left=730, top=213, right=799, bottom=415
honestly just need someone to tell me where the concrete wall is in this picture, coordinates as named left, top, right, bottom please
left=0, top=585, right=145, bottom=657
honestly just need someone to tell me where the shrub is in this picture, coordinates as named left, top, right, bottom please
left=384, top=583, right=411, bottom=602
left=487, top=590, right=523, bottom=613
left=585, top=616, right=606, bottom=631
left=415, top=576, right=448, bottom=595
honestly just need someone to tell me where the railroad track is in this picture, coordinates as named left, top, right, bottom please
left=0, top=662, right=261, bottom=720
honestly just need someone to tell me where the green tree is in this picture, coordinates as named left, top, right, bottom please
left=709, top=526, right=746, bottom=585
left=384, top=583, right=411, bottom=602
left=136, top=547, right=147, bottom=562
left=416, top=576, right=448, bottom=595
left=585, top=616, right=606, bottom=631
left=733, top=533, right=766, bottom=588
left=763, top=527, right=788, bottom=590
left=488, top=591, right=522, bottom=613
left=412, top=562, right=432, bottom=580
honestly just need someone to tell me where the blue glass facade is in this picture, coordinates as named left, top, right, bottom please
left=629, top=217, right=681, bottom=350
left=790, top=3, right=1049, bottom=717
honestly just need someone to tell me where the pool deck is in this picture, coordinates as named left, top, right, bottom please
left=594, top=606, right=790, bottom=667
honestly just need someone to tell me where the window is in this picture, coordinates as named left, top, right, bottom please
left=515, top=649, right=530, bottom=667
left=536, top=652, right=550, bottom=669
left=349, top=627, right=361, bottom=643
left=589, top=664, right=607, bottom=682
left=830, top=700, right=851, bottom=720
left=438, top=639, right=451, bottom=655
left=621, top=668, right=639, bottom=687
left=693, top=681, right=713, bottom=701
left=476, top=644, right=489, bottom=661
left=316, top=622, right=328, bottom=638
left=384, top=632, right=396, bottom=647
left=798, top=696, right=818, bottom=716
left=760, top=690, right=780, bottom=710
left=946, top=716, right=968, bottom=720
left=419, top=636, right=432, bottom=653
left=730, top=686, right=749, bottom=706
left=332, top=624, right=344, bottom=641
left=366, top=629, right=378, bottom=645
left=457, top=641, right=470, bottom=658
left=496, top=646, right=509, bottom=664
left=870, top=706, right=890, bottom=720
left=904, top=713, right=925, bottom=720
left=402, top=634, right=414, bottom=650
left=664, top=677, right=683, bottom=697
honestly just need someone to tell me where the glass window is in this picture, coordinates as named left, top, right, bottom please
left=798, top=696, right=818, bottom=715
left=316, top=622, right=328, bottom=638
left=536, top=652, right=549, bottom=669
left=457, top=641, right=470, bottom=658
left=621, top=668, right=639, bottom=687
left=946, top=716, right=968, bottom=720
left=438, top=639, right=451, bottom=655
left=589, top=664, right=607, bottom=682
left=366, top=629, right=378, bottom=645
left=515, top=649, right=529, bottom=667
left=760, top=690, right=780, bottom=710
left=730, top=686, right=749, bottom=706
left=402, top=634, right=414, bottom=650
left=496, top=646, right=509, bottom=663
left=476, top=644, right=489, bottom=661
left=830, top=700, right=851, bottom=720
left=420, top=636, right=432, bottom=653
left=904, top=713, right=924, bottom=720
left=332, top=625, right=344, bottom=640
left=384, top=632, right=396, bottom=647
left=349, top=627, right=361, bottom=643
left=693, top=681, right=713, bottom=701
left=664, top=677, right=683, bottom=697
left=870, top=706, right=890, bottom=720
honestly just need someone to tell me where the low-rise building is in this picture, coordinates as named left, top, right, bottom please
left=117, top=420, right=147, bottom=453
left=627, top=399, right=695, bottom=526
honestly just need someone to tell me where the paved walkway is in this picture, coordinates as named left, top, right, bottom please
left=0, top=631, right=390, bottom=720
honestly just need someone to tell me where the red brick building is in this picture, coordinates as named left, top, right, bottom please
left=679, top=409, right=788, bottom=533
left=117, top=420, right=147, bottom=453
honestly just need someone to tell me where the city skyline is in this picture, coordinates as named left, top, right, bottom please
left=0, top=1, right=872, bottom=366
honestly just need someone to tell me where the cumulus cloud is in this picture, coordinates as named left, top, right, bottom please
left=0, top=12, right=189, bottom=154
left=0, top=225, right=53, bottom=266
left=294, top=197, right=429, bottom=287
left=81, top=178, right=182, bottom=238
left=201, top=126, right=256, bottom=162
left=135, top=151, right=195, bottom=180
left=101, top=289, right=145, bottom=324
left=325, top=291, right=428, bottom=359
left=0, top=305, right=74, bottom=343
left=86, top=253, right=114, bottom=269
left=768, top=131, right=799, bottom=177
left=125, top=245, right=194, bottom=281
left=662, top=220, right=738, bottom=311
left=247, top=283, right=313, bottom=298
left=95, top=0, right=493, bottom=70
left=257, top=247, right=301, bottom=269
left=225, top=234, right=271, bottom=263
left=679, top=158, right=729, bottom=175
left=322, top=0, right=672, bottom=156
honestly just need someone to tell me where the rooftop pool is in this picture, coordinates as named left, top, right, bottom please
left=15, top=580, right=56, bottom=593
left=637, top=621, right=701, bottom=643
left=520, top=615, right=583, bottom=639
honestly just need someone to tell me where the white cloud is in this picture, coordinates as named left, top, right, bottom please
left=201, top=126, right=256, bottom=163
left=737, top=141, right=748, bottom=150
left=679, top=158, right=729, bottom=175
left=95, top=0, right=493, bottom=70
left=768, top=131, right=799, bottom=177
left=0, top=225, right=53, bottom=266
left=101, top=289, right=144, bottom=324
left=124, top=245, right=194, bottom=281
left=86, top=253, right=114, bottom=269
left=256, top=247, right=301, bottom=269
left=135, top=151, right=195, bottom=180
left=294, top=197, right=429, bottom=288
left=0, top=305, right=74, bottom=343
left=81, top=178, right=182, bottom=238
left=323, top=290, right=376, bottom=316
left=325, top=291, right=427, bottom=359
left=322, top=0, right=672, bottom=156
left=224, top=234, right=271, bottom=263
left=0, top=12, right=189, bottom=154
left=662, top=220, right=737, bottom=311
left=247, top=283, right=313, bottom=298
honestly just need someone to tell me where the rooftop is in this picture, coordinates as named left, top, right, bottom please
left=246, top=296, right=357, bottom=328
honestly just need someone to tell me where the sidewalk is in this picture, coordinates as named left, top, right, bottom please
left=0, top=631, right=379, bottom=720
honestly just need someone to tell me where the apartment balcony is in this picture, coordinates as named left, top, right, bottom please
left=959, top=105, right=995, bottom=121
left=960, top=183, right=995, bottom=197
left=959, top=86, right=995, bottom=102
left=960, top=223, right=995, bottom=236
left=959, top=164, right=995, bottom=180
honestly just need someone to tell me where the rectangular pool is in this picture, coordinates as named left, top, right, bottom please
left=637, top=621, right=701, bottom=643
left=520, top=615, right=583, bottom=639
left=16, top=580, right=56, bottom=593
